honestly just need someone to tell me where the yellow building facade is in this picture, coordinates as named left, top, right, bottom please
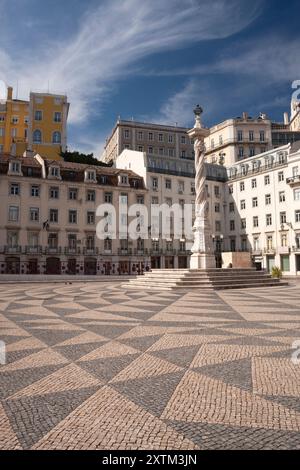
left=0, top=86, right=69, bottom=160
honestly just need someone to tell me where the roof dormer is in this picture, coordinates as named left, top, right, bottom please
left=118, top=173, right=129, bottom=186
left=8, top=159, right=23, bottom=176
left=84, top=168, right=97, bottom=183
left=48, top=165, right=61, bottom=180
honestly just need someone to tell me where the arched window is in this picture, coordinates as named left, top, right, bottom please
left=52, top=131, right=61, bottom=144
left=33, top=129, right=42, bottom=143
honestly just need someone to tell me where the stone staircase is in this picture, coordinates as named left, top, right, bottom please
left=122, top=268, right=287, bottom=291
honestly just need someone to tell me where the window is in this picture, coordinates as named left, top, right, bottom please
left=28, top=232, right=39, bottom=248
left=124, top=129, right=130, bottom=139
left=138, top=146, right=143, bottom=152
left=49, top=187, right=59, bottom=199
left=228, top=185, right=233, bottom=194
left=266, top=214, right=272, bottom=226
left=165, top=197, right=172, bottom=207
left=49, top=166, right=60, bottom=177
left=265, top=194, right=271, bottom=205
left=280, top=212, right=287, bottom=224
left=168, top=148, right=174, bottom=157
left=100, top=175, right=107, bottom=184
left=54, top=112, right=62, bottom=122
left=152, top=196, right=158, bottom=204
left=238, top=147, right=244, bottom=158
left=30, top=207, right=39, bottom=222
left=137, top=195, right=144, bottom=204
left=137, top=131, right=143, bottom=140
left=68, top=234, right=77, bottom=249
left=240, top=200, right=246, bottom=210
left=11, top=162, right=20, bottom=173
left=279, top=191, right=285, bottom=203
left=104, top=192, right=112, bottom=203
left=251, top=179, right=257, bottom=188
left=241, top=219, right=246, bottom=229
left=214, top=186, right=220, bottom=197
left=241, top=238, right=247, bottom=252
left=87, top=190, right=95, bottom=202
left=49, top=209, right=58, bottom=223
left=253, top=216, right=259, bottom=228
left=237, top=130, right=243, bottom=141
left=152, top=177, right=158, bottom=189
left=249, top=147, right=255, bottom=157
left=178, top=181, right=184, bottom=193
left=0, top=128, right=4, bottom=136
left=33, top=129, right=42, bottom=143
left=165, top=179, right=172, bottom=190
left=159, top=148, right=164, bottom=156
left=264, top=175, right=270, bottom=185
left=249, top=131, right=254, bottom=141
left=8, top=206, right=19, bottom=222
left=10, top=183, right=20, bottom=195
left=85, top=170, right=96, bottom=182
left=295, top=210, right=300, bottom=223
left=215, top=203, right=220, bottom=213
left=7, top=231, right=18, bottom=248
left=34, top=110, right=42, bottom=121
left=104, top=238, right=112, bottom=251
left=148, top=132, right=153, bottom=141
left=121, top=175, right=128, bottom=185
left=181, top=135, right=186, bottom=144
left=11, top=128, right=17, bottom=137
left=48, top=233, right=58, bottom=248
left=215, top=221, right=221, bottom=232
left=240, top=182, right=245, bottom=192
left=69, top=210, right=77, bottom=224
left=158, top=133, right=163, bottom=142
left=211, top=138, right=215, bottom=149
left=120, top=194, right=128, bottom=205
left=292, top=166, right=298, bottom=177
left=219, top=135, right=223, bottom=145
left=252, top=197, right=258, bottom=207
left=52, top=131, right=61, bottom=144
left=181, top=150, right=186, bottom=158
left=278, top=153, right=286, bottom=165
left=267, top=235, right=273, bottom=250
left=278, top=171, right=284, bottom=182
left=168, top=134, right=173, bottom=143
left=294, top=189, right=300, bottom=201
left=69, top=188, right=78, bottom=200
left=253, top=236, right=260, bottom=250
left=229, top=202, right=235, bottom=212
left=260, top=130, right=265, bottom=142
left=87, top=211, right=95, bottom=224
left=31, top=185, right=40, bottom=197
left=230, top=220, right=235, bottom=231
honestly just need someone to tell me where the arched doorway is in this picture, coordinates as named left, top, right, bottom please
left=46, top=257, right=61, bottom=275
left=5, top=257, right=20, bottom=274
left=84, top=258, right=97, bottom=275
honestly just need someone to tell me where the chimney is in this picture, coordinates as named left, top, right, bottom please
left=242, top=112, right=248, bottom=120
left=7, top=86, right=13, bottom=100
left=283, top=112, right=289, bottom=125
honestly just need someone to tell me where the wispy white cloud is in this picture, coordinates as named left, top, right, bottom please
left=0, top=0, right=262, bottom=125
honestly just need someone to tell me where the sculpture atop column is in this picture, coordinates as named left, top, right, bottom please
left=188, top=105, right=215, bottom=269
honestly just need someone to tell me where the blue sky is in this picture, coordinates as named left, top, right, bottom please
left=1, top=0, right=300, bottom=157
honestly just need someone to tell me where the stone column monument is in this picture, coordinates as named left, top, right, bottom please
left=188, top=105, right=216, bottom=269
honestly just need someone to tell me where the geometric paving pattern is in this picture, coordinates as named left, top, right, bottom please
left=0, top=281, right=300, bottom=449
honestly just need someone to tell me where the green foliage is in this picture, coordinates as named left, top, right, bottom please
left=60, top=151, right=112, bottom=167
left=271, top=266, right=282, bottom=279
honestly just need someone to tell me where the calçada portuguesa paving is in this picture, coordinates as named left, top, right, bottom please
left=0, top=281, right=300, bottom=450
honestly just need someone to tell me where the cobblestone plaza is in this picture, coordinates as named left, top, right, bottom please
left=0, top=281, right=300, bottom=450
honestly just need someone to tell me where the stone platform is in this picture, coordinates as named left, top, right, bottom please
left=122, top=268, right=287, bottom=291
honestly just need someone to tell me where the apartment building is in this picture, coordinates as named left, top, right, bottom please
left=0, top=85, right=69, bottom=160
left=0, top=154, right=148, bottom=275
left=101, top=119, right=195, bottom=164
left=116, top=149, right=228, bottom=269
left=205, top=112, right=272, bottom=166
left=226, top=142, right=300, bottom=274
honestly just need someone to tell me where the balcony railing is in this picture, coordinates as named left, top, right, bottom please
left=83, top=247, right=99, bottom=255
left=64, top=247, right=81, bottom=255
left=44, top=246, right=62, bottom=255
left=25, top=245, right=43, bottom=254
left=4, top=245, right=22, bottom=254
left=286, top=175, right=300, bottom=186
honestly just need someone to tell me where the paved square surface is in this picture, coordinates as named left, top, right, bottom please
left=1, top=282, right=300, bottom=450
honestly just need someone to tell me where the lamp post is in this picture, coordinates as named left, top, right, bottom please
left=188, top=106, right=215, bottom=269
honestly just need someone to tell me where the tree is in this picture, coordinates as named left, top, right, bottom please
left=60, top=150, right=112, bottom=167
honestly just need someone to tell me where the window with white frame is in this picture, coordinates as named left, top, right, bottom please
left=266, top=214, right=272, bottom=226
left=294, top=189, right=300, bottom=201
left=52, top=131, right=61, bottom=144
left=252, top=197, right=258, bottom=207
left=265, top=194, right=271, bottom=205
left=54, top=112, right=62, bottom=122
left=30, top=207, right=39, bottom=222
left=240, top=181, right=245, bottom=191
left=264, top=174, right=270, bottom=185
left=278, top=171, right=284, bottom=182
left=87, top=211, right=95, bottom=224
left=34, top=110, right=42, bottom=121
left=279, top=191, right=285, bottom=203
left=49, top=186, right=59, bottom=199
left=253, top=216, right=259, bottom=227
left=8, top=206, right=19, bottom=222
left=280, top=211, right=287, bottom=224
left=241, top=218, right=246, bottom=229
left=68, top=188, right=78, bottom=200
left=240, top=200, right=246, bottom=210
left=68, top=210, right=77, bottom=224
left=251, top=178, right=257, bottom=188
left=10, top=183, right=20, bottom=195
left=49, top=209, right=58, bottom=223
left=295, top=210, right=300, bottom=223
left=165, top=179, right=172, bottom=190
left=31, top=185, right=40, bottom=197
